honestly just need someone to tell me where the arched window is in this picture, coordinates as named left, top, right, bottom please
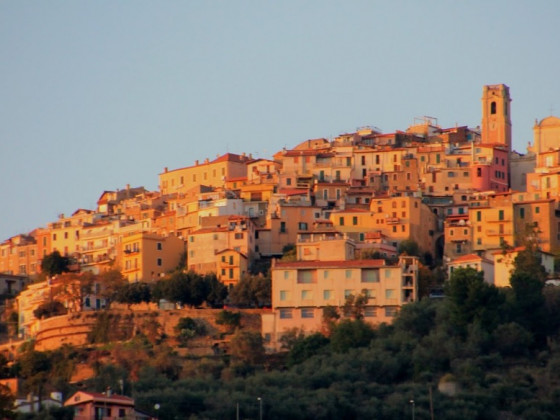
left=477, top=167, right=482, bottom=177
left=490, top=101, right=496, bottom=114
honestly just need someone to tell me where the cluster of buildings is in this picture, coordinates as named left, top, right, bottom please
left=1, top=83, right=560, bottom=345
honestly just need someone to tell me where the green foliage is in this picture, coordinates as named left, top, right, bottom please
left=445, top=267, right=505, bottom=337
left=287, top=333, right=330, bottom=366
left=398, top=239, right=420, bottom=257
left=113, top=282, right=152, bottom=308
left=342, top=289, right=369, bottom=320
left=229, top=330, right=264, bottom=365
left=281, top=244, right=296, bottom=261
left=33, top=300, right=67, bottom=319
left=215, top=310, right=241, bottom=331
left=228, top=273, right=271, bottom=307
left=153, top=271, right=209, bottom=308
left=175, top=317, right=207, bottom=346
left=40, top=251, right=70, bottom=277
left=329, top=319, right=375, bottom=353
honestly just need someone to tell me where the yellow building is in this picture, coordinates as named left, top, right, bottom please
left=263, top=256, right=418, bottom=351
left=330, top=195, right=437, bottom=255
left=187, top=216, right=255, bottom=278
left=118, top=232, right=185, bottom=282
left=216, top=249, right=248, bottom=288
left=159, top=153, right=250, bottom=196
left=48, top=210, right=95, bottom=257
left=0, top=235, right=38, bottom=277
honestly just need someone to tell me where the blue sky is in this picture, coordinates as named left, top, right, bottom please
left=1, top=1, right=559, bottom=241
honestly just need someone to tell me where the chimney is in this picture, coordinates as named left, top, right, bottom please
left=195, top=160, right=199, bottom=166
left=164, top=167, right=168, bottom=173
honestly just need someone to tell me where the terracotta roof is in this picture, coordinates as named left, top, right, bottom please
left=449, top=254, right=493, bottom=264
left=278, top=188, right=309, bottom=196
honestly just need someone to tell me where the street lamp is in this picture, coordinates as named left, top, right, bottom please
left=410, top=399, right=415, bottom=420
left=257, top=397, right=263, bottom=420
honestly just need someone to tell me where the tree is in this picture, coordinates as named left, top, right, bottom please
left=445, top=267, right=504, bottom=337
left=342, top=290, right=369, bottom=320
left=322, top=305, right=340, bottom=336
left=204, top=273, right=228, bottom=308
left=229, top=330, right=264, bottom=365
left=52, top=272, right=95, bottom=313
left=228, top=273, right=271, bottom=307
left=113, top=282, right=151, bottom=308
left=174, top=317, right=207, bottom=346
left=96, top=269, right=128, bottom=306
left=329, top=319, right=375, bottom=352
left=18, top=350, right=52, bottom=409
left=398, top=239, right=420, bottom=257
left=215, top=310, right=241, bottom=332
left=33, top=301, right=67, bottom=319
left=154, top=271, right=207, bottom=308
left=40, top=251, right=70, bottom=277
left=0, top=385, right=14, bottom=419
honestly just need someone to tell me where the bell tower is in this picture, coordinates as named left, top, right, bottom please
left=481, top=84, right=512, bottom=150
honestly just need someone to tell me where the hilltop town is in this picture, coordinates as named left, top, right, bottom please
left=1, top=83, right=560, bottom=417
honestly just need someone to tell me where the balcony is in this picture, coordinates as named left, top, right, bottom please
left=386, top=217, right=400, bottom=225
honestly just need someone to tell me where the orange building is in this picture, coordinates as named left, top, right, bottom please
left=263, top=255, right=418, bottom=351
left=118, top=232, right=185, bottom=282
left=159, top=153, right=250, bottom=196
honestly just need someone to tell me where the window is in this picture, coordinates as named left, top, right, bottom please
left=345, top=270, right=352, bottom=279
left=301, top=290, right=312, bottom=300
left=477, top=168, right=482, bottom=177
left=476, top=211, right=481, bottom=222
left=279, top=309, right=293, bottom=319
left=157, top=258, right=162, bottom=266
left=298, top=270, right=314, bottom=283
left=234, top=232, right=244, bottom=239
left=301, top=308, right=314, bottom=318
left=352, top=216, right=358, bottom=226
left=385, top=289, right=394, bottom=299
left=535, top=206, right=540, bottom=214
left=323, top=290, right=333, bottom=300
left=323, top=270, right=329, bottom=279
left=364, top=307, right=377, bottom=318
left=361, top=156, right=366, bottom=165
left=298, top=222, right=308, bottom=230
left=157, top=242, right=162, bottom=250
left=499, top=210, right=504, bottom=221
left=520, top=207, right=525, bottom=219
left=362, top=269, right=379, bottom=283
left=490, top=101, right=496, bottom=114
left=385, top=269, right=391, bottom=278
left=344, top=289, right=353, bottom=298
left=286, top=178, right=292, bottom=186
left=280, top=222, right=286, bottom=233
left=449, top=229, right=454, bottom=237
left=385, top=307, right=398, bottom=317
left=339, top=217, right=344, bottom=226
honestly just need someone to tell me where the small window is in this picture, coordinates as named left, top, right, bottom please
left=385, top=307, right=398, bottom=317
left=279, top=309, right=293, bottom=319
left=301, top=308, right=314, bottom=318
left=364, top=307, right=377, bottom=318
left=323, top=290, right=333, bottom=300
left=157, top=242, right=162, bottom=250
left=157, top=258, right=162, bottom=266
left=490, top=101, right=496, bottom=114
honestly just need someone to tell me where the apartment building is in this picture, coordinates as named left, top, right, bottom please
left=159, top=153, right=250, bottom=196
left=0, top=235, right=38, bottom=276
left=330, top=195, right=437, bottom=255
left=187, top=216, right=255, bottom=283
left=49, top=210, right=95, bottom=257
left=263, top=255, right=418, bottom=351
left=117, top=232, right=185, bottom=282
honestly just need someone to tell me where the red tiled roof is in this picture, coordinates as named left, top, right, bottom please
left=278, top=188, right=309, bottom=196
